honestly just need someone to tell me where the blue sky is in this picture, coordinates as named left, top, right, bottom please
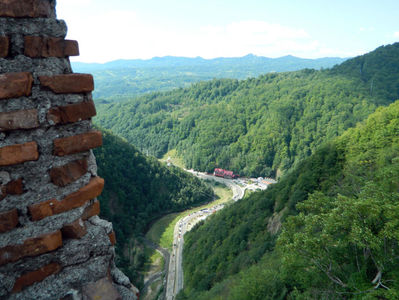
left=57, top=0, right=399, bottom=63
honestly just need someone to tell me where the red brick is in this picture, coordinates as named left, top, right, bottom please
left=0, top=209, right=18, bottom=233
left=24, top=37, right=79, bottom=58
left=0, top=231, right=62, bottom=266
left=0, top=0, right=52, bottom=18
left=0, top=109, right=39, bottom=132
left=55, top=177, right=104, bottom=215
left=108, top=231, right=116, bottom=246
left=29, top=177, right=104, bottom=221
left=61, top=218, right=87, bottom=239
left=0, top=179, right=20, bottom=200
left=39, top=74, right=94, bottom=94
left=0, top=72, right=33, bottom=100
left=82, top=200, right=100, bottom=220
left=48, top=100, right=96, bottom=125
left=28, top=199, right=55, bottom=221
left=0, top=142, right=39, bottom=166
left=63, top=40, right=79, bottom=57
left=12, top=262, right=61, bottom=293
left=50, top=159, right=88, bottom=187
left=0, top=36, right=9, bottom=57
left=6, top=178, right=24, bottom=195
left=53, top=131, right=102, bottom=156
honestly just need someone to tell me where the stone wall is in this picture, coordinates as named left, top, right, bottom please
left=0, top=1, right=138, bottom=299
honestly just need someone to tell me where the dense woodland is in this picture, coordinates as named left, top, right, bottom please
left=90, top=43, right=399, bottom=298
left=179, top=100, right=399, bottom=299
left=92, top=129, right=213, bottom=288
left=72, top=55, right=346, bottom=100
left=95, top=43, right=399, bottom=179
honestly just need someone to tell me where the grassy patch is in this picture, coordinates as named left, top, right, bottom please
left=213, top=185, right=233, bottom=205
left=145, top=180, right=233, bottom=251
left=146, top=213, right=179, bottom=246
left=143, top=247, right=164, bottom=275
left=160, top=149, right=186, bottom=169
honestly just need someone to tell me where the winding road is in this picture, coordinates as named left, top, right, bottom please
left=165, top=173, right=245, bottom=300
left=141, top=170, right=246, bottom=300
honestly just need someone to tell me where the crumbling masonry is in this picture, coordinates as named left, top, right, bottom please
left=0, top=0, right=138, bottom=299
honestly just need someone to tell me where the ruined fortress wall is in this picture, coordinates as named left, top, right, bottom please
left=0, top=1, right=137, bottom=299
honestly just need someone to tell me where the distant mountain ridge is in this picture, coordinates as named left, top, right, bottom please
left=94, top=42, right=399, bottom=177
left=73, top=54, right=347, bottom=71
left=72, top=54, right=347, bottom=100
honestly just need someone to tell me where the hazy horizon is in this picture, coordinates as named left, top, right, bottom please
left=71, top=52, right=352, bottom=65
left=58, top=0, right=399, bottom=63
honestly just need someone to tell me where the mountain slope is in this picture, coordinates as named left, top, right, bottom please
left=179, top=100, right=399, bottom=300
left=72, top=55, right=347, bottom=100
left=95, top=43, right=399, bottom=177
left=93, top=129, right=214, bottom=287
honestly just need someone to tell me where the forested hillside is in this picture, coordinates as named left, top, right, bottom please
left=93, top=129, right=214, bottom=287
left=72, top=55, right=346, bottom=100
left=95, top=43, right=399, bottom=178
left=179, top=100, right=399, bottom=300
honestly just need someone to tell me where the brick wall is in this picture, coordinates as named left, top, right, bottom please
left=0, top=1, right=137, bottom=299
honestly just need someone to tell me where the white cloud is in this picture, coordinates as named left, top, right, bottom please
left=178, top=21, right=343, bottom=59
left=359, top=26, right=375, bottom=33
left=62, top=15, right=351, bottom=62
left=394, top=32, right=399, bottom=38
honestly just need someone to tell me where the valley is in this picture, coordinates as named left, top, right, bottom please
left=90, top=42, right=399, bottom=299
left=166, top=173, right=246, bottom=300
left=140, top=170, right=252, bottom=300
left=3, top=1, right=398, bottom=300
left=139, top=177, right=234, bottom=300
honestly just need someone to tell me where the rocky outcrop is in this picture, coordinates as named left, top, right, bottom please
left=0, top=0, right=138, bottom=299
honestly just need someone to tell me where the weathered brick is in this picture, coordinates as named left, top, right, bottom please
left=48, top=100, right=96, bottom=125
left=0, top=0, right=53, bottom=18
left=28, top=199, right=55, bottom=221
left=29, top=177, right=104, bottom=221
left=108, top=231, right=116, bottom=246
left=12, top=262, right=61, bottom=293
left=0, top=209, right=18, bottom=233
left=61, top=218, right=87, bottom=239
left=50, top=159, right=88, bottom=187
left=0, top=231, right=62, bottom=266
left=0, top=109, right=39, bottom=131
left=64, top=40, right=79, bottom=57
left=25, top=36, right=79, bottom=58
left=53, top=131, right=102, bottom=156
left=0, top=72, right=33, bottom=100
left=55, top=177, right=104, bottom=215
left=0, top=36, right=9, bottom=57
left=39, top=74, right=94, bottom=94
left=6, top=178, right=24, bottom=195
left=0, top=141, right=39, bottom=166
left=82, top=200, right=100, bottom=220
left=0, top=179, right=23, bottom=201
left=82, top=277, right=122, bottom=300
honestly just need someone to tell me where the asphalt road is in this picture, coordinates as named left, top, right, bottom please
left=165, top=174, right=245, bottom=300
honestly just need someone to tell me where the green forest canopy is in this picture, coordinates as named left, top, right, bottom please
left=72, top=55, right=346, bottom=100
left=179, top=99, right=399, bottom=300
left=93, top=128, right=214, bottom=288
left=95, top=43, right=399, bottom=178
